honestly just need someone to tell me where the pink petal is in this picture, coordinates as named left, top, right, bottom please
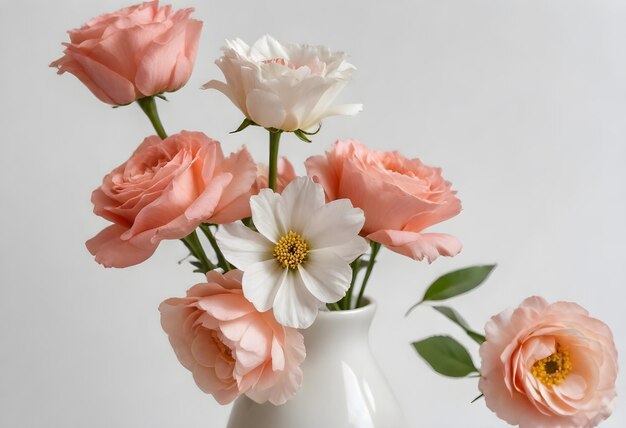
left=196, top=294, right=255, bottom=320
left=71, top=50, right=136, bottom=104
left=134, top=20, right=188, bottom=95
left=85, top=224, right=158, bottom=268
left=367, top=230, right=462, bottom=263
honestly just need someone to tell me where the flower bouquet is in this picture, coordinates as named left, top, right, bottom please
left=51, top=2, right=618, bottom=427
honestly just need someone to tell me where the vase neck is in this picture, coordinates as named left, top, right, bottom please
left=302, top=301, right=376, bottom=346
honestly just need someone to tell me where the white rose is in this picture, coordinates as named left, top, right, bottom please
left=203, top=35, right=362, bottom=132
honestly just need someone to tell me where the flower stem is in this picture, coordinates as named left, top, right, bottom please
left=342, top=256, right=362, bottom=310
left=355, top=241, right=382, bottom=308
left=326, top=302, right=342, bottom=311
left=137, top=96, right=167, bottom=139
left=200, top=224, right=230, bottom=272
left=181, top=230, right=216, bottom=273
left=268, top=131, right=282, bottom=191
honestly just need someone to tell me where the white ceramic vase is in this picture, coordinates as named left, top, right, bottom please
left=227, top=300, right=407, bottom=428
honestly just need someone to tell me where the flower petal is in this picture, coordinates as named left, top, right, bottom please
left=298, top=250, right=351, bottom=303
left=70, top=52, right=136, bottom=105
left=272, top=272, right=320, bottom=328
left=321, top=236, right=369, bottom=262
left=279, top=177, right=326, bottom=234
left=250, top=189, right=286, bottom=242
left=242, top=259, right=286, bottom=312
left=216, top=221, right=274, bottom=269
left=85, top=224, right=159, bottom=268
left=302, top=198, right=365, bottom=252
left=196, top=294, right=255, bottom=320
left=245, top=89, right=287, bottom=129
left=367, top=230, right=462, bottom=263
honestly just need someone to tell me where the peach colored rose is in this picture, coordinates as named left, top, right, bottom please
left=253, top=157, right=297, bottom=194
left=159, top=270, right=305, bottom=405
left=86, top=131, right=256, bottom=268
left=479, top=296, right=618, bottom=428
left=305, top=140, right=462, bottom=262
left=50, top=1, right=202, bottom=105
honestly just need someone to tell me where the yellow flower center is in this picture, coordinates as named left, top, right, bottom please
left=531, top=345, right=572, bottom=386
left=273, top=231, right=308, bottom=269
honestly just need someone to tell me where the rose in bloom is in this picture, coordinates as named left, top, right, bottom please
left=253, top=157, right=297, bottom=194
left=86, top=131, right=256, bottom=268
left=216, top=177, right=368, bottom=329
left=305, top=140, right=462, bottom=262
left=50, top=1, right=202, bottom=105
left=479, top=296, right=618, bottom=428
left=159, top=270, right=305, bottom=405
left=203, top=35, right=362, bottom=132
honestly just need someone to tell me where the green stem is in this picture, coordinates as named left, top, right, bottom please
left=181, top=230, right=216, bottom=273
left=355, top=242, right=382, bottom=308
left=343, top=256, right=362, bottom=310
left=200, top=224, right=230, bottom=272
left=268, top=131, right=282, bottom=191
left=137, top=96, right=167, bottom=139
left=326, top=302, right=342, bottom=311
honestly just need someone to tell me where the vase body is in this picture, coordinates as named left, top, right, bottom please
left=227, top=300, right=407, bottom=428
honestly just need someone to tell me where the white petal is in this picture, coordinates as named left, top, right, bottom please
left=298, top=250, right=351, bottom=303
left=225, top=38, right=251, bottom=55
left=215, top=221, right=273, bottom=269
left=321, top=103, right=363, bottom=118
left=280, top=177, right=326, bottom=233
left=201, top=79, right=231, bottom=96
left=303, top=199, right=365, bottom=251
left=273, top=272, right=320, bottom=328
left=243, top=259, right=286, bottom=312
left=321, top=236, right=369, bottom=262
left=250, top=35, right=290, bottom=61
left=301, top=78, right=360, bottom=129
left=246, top=89, right=287, bottom=129
left=250, top=189, right=286, bottom=242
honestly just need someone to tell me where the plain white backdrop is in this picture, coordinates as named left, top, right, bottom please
left=1, top=0, right=625, bottom=427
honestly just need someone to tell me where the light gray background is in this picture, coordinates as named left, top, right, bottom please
left=1, top=0, right=625, bottom=427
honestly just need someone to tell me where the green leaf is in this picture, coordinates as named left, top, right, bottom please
left=432, top=306, right=486, bottom=344
left=298, top=123, right=322, bottom=135
left=189, top=261, right=204, bottom=269
left=412, top=335, right=478, bottom=377
left=353, top=258, right=370, bottom=272
left=230, top=118, right=255, bottom=134
left=422, top=265, right=496, bottom=301
left=293, top=129, right=312, bottom=143
left=406, top=265, right=496, bottom=315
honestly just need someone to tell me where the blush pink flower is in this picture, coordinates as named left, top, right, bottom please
left=50, top=1, right=202, bottom=105
left=253, top=157, right=297, bottom=194
left=86, top=131, right=256, bottom=268
left=202, top=35, right=361, bottom=132
left=479, top=296, right=618, bottom=428
left=159, top=270, right=305, bottom=405
left=305, top=140, right=462, bottom=262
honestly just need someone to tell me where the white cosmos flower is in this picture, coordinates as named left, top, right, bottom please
left=202, top=35, right=362, bottom=132
left=216, top=177, right=368, bottom=328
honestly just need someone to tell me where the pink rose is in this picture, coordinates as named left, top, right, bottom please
left=253, top=157, right=297, bottom=194
left=50, top=1, right=202, bottom=105
left=86, top=131, right=256, bottom=268
left=479, top=296, right=618, bottom=428
left=305, top=140, right=462, bottom=262
left=159, top=270, right=305, bottom=405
